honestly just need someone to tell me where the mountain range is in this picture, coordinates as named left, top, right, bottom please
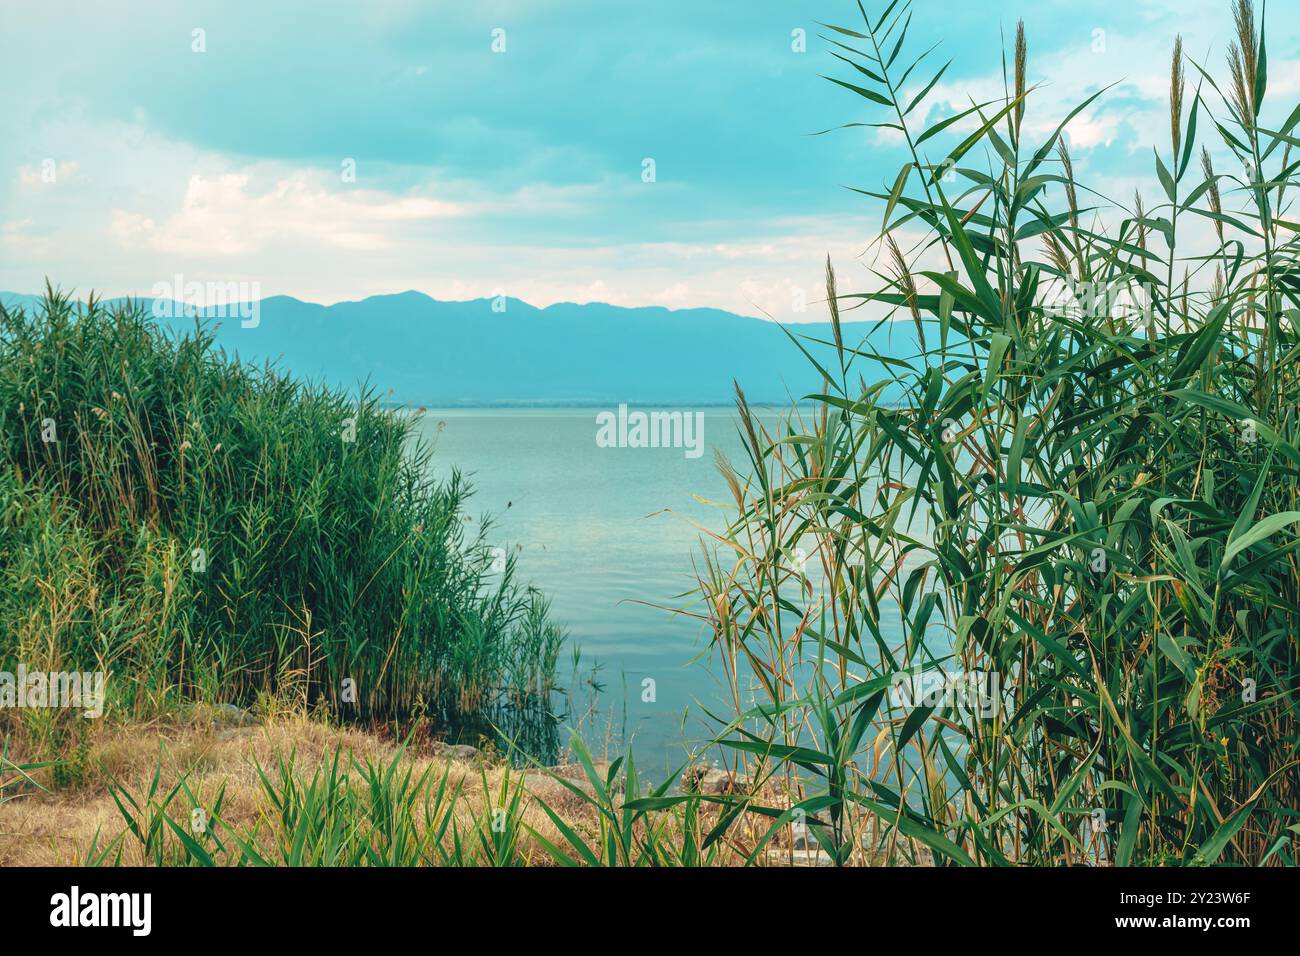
left=0, top=290, right=914, bottom=406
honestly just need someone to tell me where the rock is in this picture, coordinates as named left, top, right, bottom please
left=681, top=763, right=743, bottom=796
left=431, top=742, right=480, bottom=761
left=216, top=703, right=254, bottom=725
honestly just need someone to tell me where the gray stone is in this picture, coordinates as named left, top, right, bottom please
left=432, top=742, right=480, bottom=761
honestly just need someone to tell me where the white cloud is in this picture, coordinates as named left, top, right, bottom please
left=108, top=171, right=469, bottom=257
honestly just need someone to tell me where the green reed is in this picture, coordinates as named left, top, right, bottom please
left=697, top=0, right=1300, bottom=865
left=0, top=291, right=562, bottom=725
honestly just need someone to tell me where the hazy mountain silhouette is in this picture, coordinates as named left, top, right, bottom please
left=1, top=290, right=914, bottom=405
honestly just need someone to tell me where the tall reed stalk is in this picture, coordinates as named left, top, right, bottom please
left=700, top=0, right=1299, bottom=866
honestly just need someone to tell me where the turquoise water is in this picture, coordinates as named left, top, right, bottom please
left=415, top=407, right=761, bottom=773
left=415, top=407, right=921, bottom=774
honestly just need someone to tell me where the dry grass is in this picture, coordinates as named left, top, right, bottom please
left=0, top=711, right=604, bottom=866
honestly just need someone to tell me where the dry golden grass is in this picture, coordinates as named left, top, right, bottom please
left=0, top=710, right=608, bottom=867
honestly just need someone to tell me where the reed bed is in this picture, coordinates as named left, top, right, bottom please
left=0, top=291, right=563, bottom=742
left=696, top=0, right=1300, bottom=865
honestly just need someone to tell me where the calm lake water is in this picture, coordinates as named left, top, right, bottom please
left=415, top=407, right=918, bottom=774
left=415, top=407, right=752, bottom=773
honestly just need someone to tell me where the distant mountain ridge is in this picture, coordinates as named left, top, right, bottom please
left=0, top=290, right=914, bottom=406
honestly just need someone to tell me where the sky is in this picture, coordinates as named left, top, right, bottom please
left=2, top=0, right=1298, bottom=320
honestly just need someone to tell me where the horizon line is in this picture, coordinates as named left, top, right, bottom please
left=0, top=286, right=878, bottom=324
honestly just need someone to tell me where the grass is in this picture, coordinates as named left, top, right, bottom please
left=1, top=739, right=46, bottom=809
left=696, top=0, right=1299, bottom=866
left=0, top=713, right=788, bottom=867
left=0, top=714, right=542, bottom=867
left=0, top=290, right=564, bottom=757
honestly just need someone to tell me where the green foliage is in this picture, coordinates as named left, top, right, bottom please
left=0, top=291, right=562, bottom=723
left=526, top=734, right=724, bottom=866
left=700, top=0, right=1299, bottom=865
left=86, top=735, right=717, bottom=868
left=226, top=746, right=466, bottom=866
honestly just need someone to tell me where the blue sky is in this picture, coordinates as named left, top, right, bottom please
left=3, top=0, right=1297, bottom=318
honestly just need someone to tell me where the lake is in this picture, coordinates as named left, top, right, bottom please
left=414, top=406, right=930, bottom=777
left=415, top=406, right=759, bottom=774
left=416, top=408, right=925, bottom=775
left=420, top=389, right=1275, bottom=846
